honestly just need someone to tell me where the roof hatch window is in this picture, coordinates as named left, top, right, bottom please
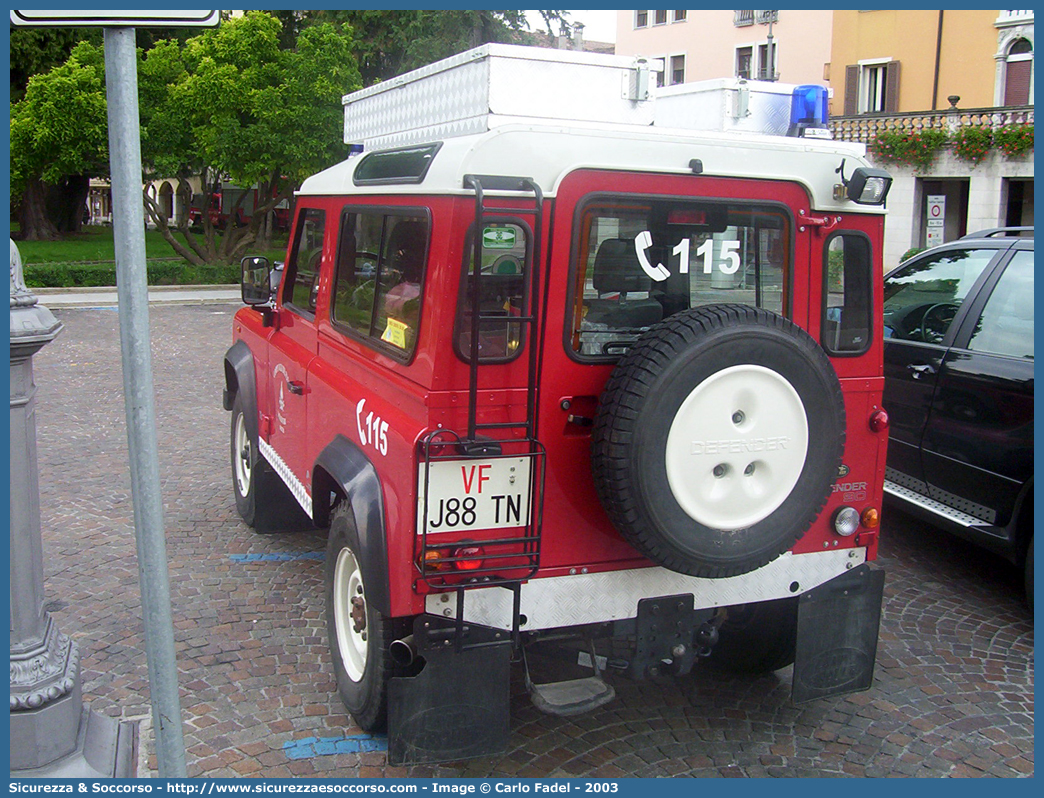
left=353, top=144, right=442, bottom=186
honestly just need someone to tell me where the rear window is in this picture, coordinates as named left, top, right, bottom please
left=823, top=232, right=873, bottom=355
left=569, top=197, right=790, bottom=358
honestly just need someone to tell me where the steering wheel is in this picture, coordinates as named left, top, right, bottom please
left=919, top=303, right=959, bottom=344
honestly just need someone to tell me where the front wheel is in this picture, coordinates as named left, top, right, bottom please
left=231, top=394, right=259, bottom=526
left=325, top=503, right=410, bottom=732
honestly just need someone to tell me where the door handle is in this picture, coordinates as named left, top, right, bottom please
left=287, top=380, right=305, bottom=395
left=907, top=364, right=935, bottom=380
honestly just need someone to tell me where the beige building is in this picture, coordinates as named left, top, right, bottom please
left=615, top=10, right=833, bottom=88
left=829, top=10, right=1034, bottom=267
left=831, top=9, right=1033, bottom=115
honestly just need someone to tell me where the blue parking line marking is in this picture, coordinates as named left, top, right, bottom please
left=283, top=734, right=387, bottom=759
left=229, top=552, right=324, bottom=563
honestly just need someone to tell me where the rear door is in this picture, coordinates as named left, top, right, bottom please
left=920, top=246, right=1034, bottom=526
left=535, top=169, right=810, bottom=569
left=881, top=245, right=1000, bottom=487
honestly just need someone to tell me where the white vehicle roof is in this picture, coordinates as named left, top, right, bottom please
left=299, top=121, right=882, bottom=215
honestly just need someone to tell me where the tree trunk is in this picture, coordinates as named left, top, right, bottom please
left=17, top=179, right=60, bottom=241
left=49, top=175, right=91, bottom=234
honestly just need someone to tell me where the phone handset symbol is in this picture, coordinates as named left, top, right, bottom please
left=634, top=231, right=670, bottom=282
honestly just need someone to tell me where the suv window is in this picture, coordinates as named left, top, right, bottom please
left=331, top=210, right=429, bottom=357
left=823, top=233, right=872, bottom=355
left=967, top=249, right=1034, bottom=359
left=455, top=222, right=529, bottom=362
left=284, top=208, right=326, bottom=315
left=570, top=198, right=789, bottom=357
left=882, top=248, right=995, bottom=344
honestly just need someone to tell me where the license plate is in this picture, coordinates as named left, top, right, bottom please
left=417, top=457, right=532, bottom=534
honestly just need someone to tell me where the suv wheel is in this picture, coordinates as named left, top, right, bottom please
left=231, top=394, right=260, bottom=525
left=325, top=503, right=410, bottom=732
left=592, top=304, right=845, bottom=578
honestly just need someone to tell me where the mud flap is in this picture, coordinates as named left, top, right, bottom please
left=792, top=564, right=885, bottom=703
left=387, top=617, right=512, bottom=765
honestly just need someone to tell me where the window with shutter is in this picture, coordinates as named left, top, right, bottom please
left=844, top=65, right=858, bottom=116
left=1004, top=39, right=1032, bottom=106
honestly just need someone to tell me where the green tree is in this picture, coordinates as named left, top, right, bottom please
left=139, top=11, right=362, bottom=265
left=10, top=41, right=109, bottom=240
left=273, top=10, right=565, bottom=85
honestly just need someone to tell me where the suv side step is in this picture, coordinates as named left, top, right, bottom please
left=523, top=638, right=615, bottom=717
left=884, top=478, right=985, bottom=528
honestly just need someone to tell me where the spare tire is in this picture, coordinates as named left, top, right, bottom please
left=591, top=304, right=845, bottom=578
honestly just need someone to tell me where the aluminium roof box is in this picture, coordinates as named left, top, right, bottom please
left=654, top=78, right=800, bottom=137
left=342, top=43, right=659, bottom=150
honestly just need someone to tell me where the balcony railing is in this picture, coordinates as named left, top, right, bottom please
left=830, top=106, right=1034, bottom=143
left=734, top=10, right=778, bottom=26
left=997, top=10, right=1034, bottom=25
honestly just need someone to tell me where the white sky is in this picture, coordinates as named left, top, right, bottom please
left=525, top=9, right=619, bottom=44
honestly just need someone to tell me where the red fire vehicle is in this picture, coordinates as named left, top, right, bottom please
left=224, top=45, right=892, bottom=764
left=190, top=184, right=290, bottom=231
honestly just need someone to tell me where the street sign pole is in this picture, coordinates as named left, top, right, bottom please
left=103, top=26, right=187, bottom=778
left=12, top=10, right=219, bottom=777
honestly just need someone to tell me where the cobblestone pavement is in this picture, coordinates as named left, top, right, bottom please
left=32, top=304, right=1034, bottom=779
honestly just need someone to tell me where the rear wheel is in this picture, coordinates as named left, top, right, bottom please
left=325, top=503, right=410, bottom=732
left=704, top=597, right=799, bottom=675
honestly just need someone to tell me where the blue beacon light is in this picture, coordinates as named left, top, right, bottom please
left=788, top=84, right=831, bottom=138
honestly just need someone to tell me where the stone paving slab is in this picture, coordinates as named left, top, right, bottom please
left=31, top=304, right=1034, bottom=778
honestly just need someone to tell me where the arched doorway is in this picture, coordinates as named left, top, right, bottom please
left=159, top=181, right=175, bottom=224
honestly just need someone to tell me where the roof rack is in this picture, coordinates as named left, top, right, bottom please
left=960, top=226, right=1034, bottom=239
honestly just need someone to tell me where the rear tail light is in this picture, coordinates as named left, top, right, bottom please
left=869, top=408, right=889, bottom=433
left=453, top=544, right=485, bottom=571
left=861, top=507, right=880, bottom=529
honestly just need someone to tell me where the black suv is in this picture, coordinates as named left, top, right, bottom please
left=882, top=228, right=1033, bottom=608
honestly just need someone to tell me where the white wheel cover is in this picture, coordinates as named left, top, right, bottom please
left=233, top=412, right=252, bottom=498
left=332, top=547, right=368, bottom=682
left=665, top=364, right=809, bottom=530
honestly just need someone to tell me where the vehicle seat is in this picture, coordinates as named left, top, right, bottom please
left=385, top=220, right=427, bottom=284
left=584, top=239, right=664, bottom=330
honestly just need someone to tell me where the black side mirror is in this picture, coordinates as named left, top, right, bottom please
left=241, top=256, right=273, bottom=305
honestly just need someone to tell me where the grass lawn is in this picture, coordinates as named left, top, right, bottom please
left=15, top=226, right=289, bottom=264
left=12, top=225, right=290, bottom=286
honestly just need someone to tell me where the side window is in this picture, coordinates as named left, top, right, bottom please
left=331, top=209, right=429, bottom=357
left=966, top=250, right=1034, bottom=359
left=283, top=208, right=326, bottom=315
left=454, top=222, right=529, bottom=362
left=882, top=248, right=996, bottom=345
left=823, top=233, right=872, bottom=355
left=569, top=198, right=790, bottom=358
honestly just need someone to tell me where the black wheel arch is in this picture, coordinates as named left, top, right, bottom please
left=224, top=340, right=259, bottom=445
left=314, top=435, right=391, bottom=617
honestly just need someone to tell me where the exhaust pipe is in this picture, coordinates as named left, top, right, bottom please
left=390, top=635, right=417, bottom=666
